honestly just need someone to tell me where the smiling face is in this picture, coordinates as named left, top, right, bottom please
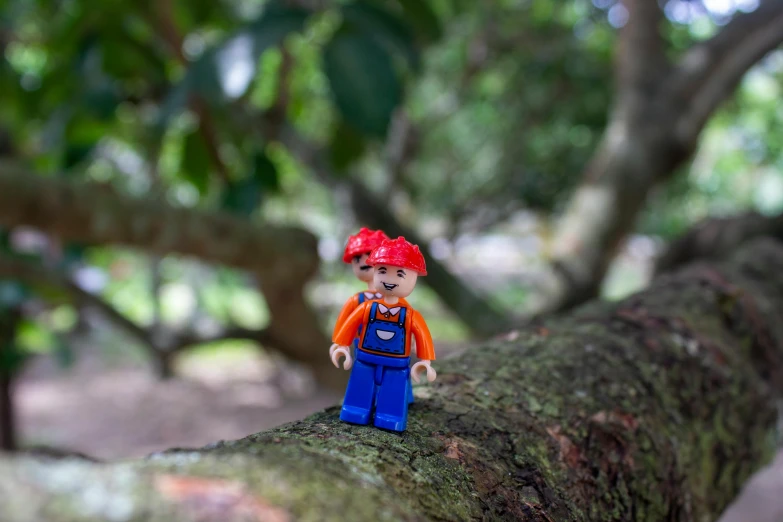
left=373, top=264, right=419, bottom=299
left=351, top=252, right=374, bottom=283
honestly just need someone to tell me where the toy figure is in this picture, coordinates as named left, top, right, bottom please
left=330, top=228, right=414, bottom=404
left=331, top=236, right=436, bottom=432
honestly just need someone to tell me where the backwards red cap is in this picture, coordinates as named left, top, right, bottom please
left=342, top=228, right=390, bottom=263
left=366, top=236, right=427, bottom=275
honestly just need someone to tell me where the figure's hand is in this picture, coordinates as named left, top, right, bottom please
left=411, top=360, right=436, bottom=384
left=331, top=346, right=353, bottom=370
left=329, top=343, right=341, bottom=357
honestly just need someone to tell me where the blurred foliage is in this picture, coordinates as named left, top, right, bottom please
left=0, top=0, right=781, bottom=372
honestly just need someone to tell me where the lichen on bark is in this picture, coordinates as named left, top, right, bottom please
left=2, top=239, right=783, bottom=521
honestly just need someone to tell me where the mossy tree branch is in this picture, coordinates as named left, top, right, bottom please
left=2, top=238, right=783, bottom=521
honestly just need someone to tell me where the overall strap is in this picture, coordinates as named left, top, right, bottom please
left=368, top=301, right=378, bottom=323
left=397, top=306, right=407, bottom=326
left=357, top=291, right=366, bottom=305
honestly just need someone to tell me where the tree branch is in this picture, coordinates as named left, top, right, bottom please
left=0, top=253, right=279, bottom=359
left=655, top=210, right=783, bottom=275
left=2, top=238, right=783, bottom=520
left=616, top=0, right=669, bottom=93
left=0, top=255, right=154, bottom=347
left=0, top=167, right=319, bottom=283
left=261, top=46, right=295, bottom=142
left=670, top=0, right=783, bottom=143
left=166, top=325, right=277, bottom=353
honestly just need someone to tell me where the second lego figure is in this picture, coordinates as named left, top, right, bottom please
left=331, top=237, right=436, bottom=432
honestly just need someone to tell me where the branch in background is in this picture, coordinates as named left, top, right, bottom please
left=540, top=1, right=783, bottom=316
left=261, top=46, right=295, bottom=142
left=616, top=0, right=669, bottom=92
left=670, top=0, right=783, bottom=144
left=0, top=306, right=23, bottom=452
left=0, top=168, right=319, bottom=282
left=0, top=253, right=277, bottom=366
left=654, top=211, right=783, bottom=275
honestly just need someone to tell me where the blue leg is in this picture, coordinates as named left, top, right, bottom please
left=340, top=359, right=376, bottom=425
left=407, top=376, right=414, bottom=404
left=374, top=366, right=410, bottom=432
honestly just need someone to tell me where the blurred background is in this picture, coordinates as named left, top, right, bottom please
left=0, top=0, right=781, bottom=476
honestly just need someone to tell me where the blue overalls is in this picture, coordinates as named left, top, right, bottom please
left=352, top=293, right=414, bottom=405
left=341, top=302, right=412, bottom=431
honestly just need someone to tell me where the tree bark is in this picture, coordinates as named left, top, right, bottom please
left=543, top=0, right=783, bottom=314
left=1, top=238, right=782, bottom=520
left=0, top=307, right=21, bottom=452
left=0, top=370, right=15, bottom=452
left=655, top=211, right=783, bottom=275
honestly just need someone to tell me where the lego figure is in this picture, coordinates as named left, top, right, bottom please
left=330, top=228, right=414, bottom=404
left=331, top=237, right=436, bottom=432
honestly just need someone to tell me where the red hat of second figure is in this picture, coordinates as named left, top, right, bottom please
left=342, top=228, right=390, bottom=263
left=366, top=236, right=427, bottom=275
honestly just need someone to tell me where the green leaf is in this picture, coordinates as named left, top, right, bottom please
left=329, top=119, right=367, bottom=172
left=81, top=84, right=120, bottom=121
left=251, top=151, right=280, bottom=192
left=221, top=151, right=279, bottom=215
left=158, top=3, right=309, bottom=127
left=182, top=130, right=212, bottom=196
left=63, top=143, right=95, bottom=170
left=323, top=26, right=403, bottom=138
left=341, top=1, right=421, bottom=71
left=222, top=178, right=263, bottom=216
left=397, top=0, right=443, bottom=42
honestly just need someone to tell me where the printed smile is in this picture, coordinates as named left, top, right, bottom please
left=382, top=282, right=398, bottom=290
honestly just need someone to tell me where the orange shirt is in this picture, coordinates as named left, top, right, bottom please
left=333, top=299, right=435, bottom=360
left=332, top=291, right=381, bottom=340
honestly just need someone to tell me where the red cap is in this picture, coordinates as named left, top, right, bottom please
left=342, top=228, right=390, bottom=263
left=367, top=236, right=427, bottom=275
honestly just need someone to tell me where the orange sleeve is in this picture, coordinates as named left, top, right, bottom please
left=334, top=301, right=369, bottom=346
left=411, top=309, right=435, bottom=360
left=332, top=294, right=359, bottom=339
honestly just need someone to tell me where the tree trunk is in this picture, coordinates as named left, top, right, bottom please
left=1, top=238, right=782, bottom=520
left=0, top=371, right=14, bottom=452
left=0, top=308, right=21, bottom=452
left=259, top=279, right=347, bottom=391
left=154, top=352, right=175, bottom=380
left=545, top=119, right=688, bottom=312
left=541, top=0, right=783, bottom=314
